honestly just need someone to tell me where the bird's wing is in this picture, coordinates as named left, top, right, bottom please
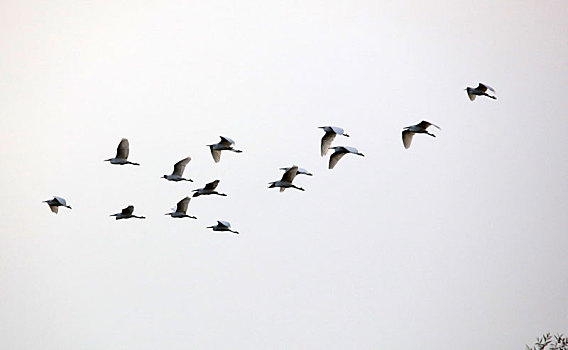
left=204, top=180, right=220, bottom=190
left=121, top=205, right=134, bottom=215
left=116, top=138, right=129, bottom=159
left=330, top=126, right=344, bottom=135
left=53, top=196, right=66, bottom=206
left=476, top=83, right=488, bottom=92
left=329, top=152, right=346, bottom=169
left=416, top=121, right=432, bottom=129
left=210, top=149, right=221, bottom=163
left=281, top=166, right=299, bottom=182
left=343, top=146, right=359, bottom=154
left=49, top=205, right=59, bottom=214
left=402, top=130, right=414, bottom=149
left=467, top=90, right=477, bottom=101
left=417, top=120, right=440, bottom=130
left=219, top=136, right=235, bottom=147
left=218, top=221, right=231, bottom=228
left=176, top=197, right=190, bottom=213
left=321, top=132, right=336, bottom=156
left=173, top=157, right=191, bottom=176
left=480, top=83, right=495, bottom=93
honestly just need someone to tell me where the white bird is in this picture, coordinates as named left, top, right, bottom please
left=208, top=136, right=242, bottom=163
left=165, top=197, right=197, bottom=219
left=104, top=138, right=140, bottom=165
left=192, top=180, right=227, bottom=197
left=110, top=205, right=146, bottom=220
left=163, top=157, right=193, bottom=182
left=319, top=126, right=350, bottom=156
left=43, top=196, right=71, bottom=214
left=402, top=121, right=441, bottom=149
left=280, top=166, right=313, bottom=176
left=207, top=220, right=239, bottom=234
left=328, top=146, right=364, bottom=169
left=465, top=83, right=496, bottom=101
left=269, top=165, right=305, bottom=192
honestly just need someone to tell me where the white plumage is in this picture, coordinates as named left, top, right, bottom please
left=319, top=126, right=350, bottom=156
left=269, top=165, right=305, bottom=192
left=208, top=136, right=242, bottom=163
left=402, top=121, right=441, bottom=149
left=163, top=157, right=193, bottom=182
left=465, top=83, right=496, bottom=101
left=43, top=196, right=72, bottom=214
left=207, top=220, right=239, bottom=234
left=165, top=197, right=197, bottom=219
left=328, top=146, right=364, bottom=169
left=104, top=138, right=140, bottom=165
left=110, top=205, right=146, bottom=220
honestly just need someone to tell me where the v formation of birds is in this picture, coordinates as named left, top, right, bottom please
left=44, top=84, right=497, bottom=234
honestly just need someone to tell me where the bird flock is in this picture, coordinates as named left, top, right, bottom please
left=44, top=84, right=496, bottom=234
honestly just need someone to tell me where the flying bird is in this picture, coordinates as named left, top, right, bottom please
left=165, top=197, right=197, bottom=219
left=207, top=220, right=239, bottom=234
left=192, top=180, right=227, bottom=197
left=43, top=196, right=71, bottom=214
left=208, top=136, right=242, bottom=163
left=280, top=166, right=313, bottom=176
left=269, top=165, right=305, bottom=192
left=104, top=138, right=140, bottom=165
left=465, top=83, right=496, bottom=101
left=110, top=205, right=146, bottom=220
left=163, top=157, right=193, bottom=182
left=319, top=126, right=349, bottom=156
left=402, top=121, right=441, bottom=149
left=328, top=146, right=364, bottom=169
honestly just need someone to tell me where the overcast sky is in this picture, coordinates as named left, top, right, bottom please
left=1, top=0, right=567, bottom=349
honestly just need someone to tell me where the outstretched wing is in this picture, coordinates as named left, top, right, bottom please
left=467, top=89, right=477, bottom=101
left=329, top=152, right=346, bottom=169
left=121, top=205, right=134, bottom=215
left=417, top=120, right=440, bottom=130
left=176, top=197, right=190, bottom=214
left=210, top=149, right=221, bottom=163
left=173, top=157, right=191, bottom=176
left=49, top=205, right=59, bottom=214
left=218, top=220, right=231, bottom=228
left=53, top=196, right=67, bottom=206
left=402, top=130, right=414, bottom=149
left=476, top=83, right=488, bottom=92
left=219, top=136, right=235, bottom=147
left=204, top=180, right=220, bottom=191
left=281, top=166, right=298, bottom=182
left=116, top=138, right=129, bottom=159
left=330, top=126, right=345, bottom=135
left=321, top=132, right=336, bottom=156
left=479, top=83, right=495, bottom=93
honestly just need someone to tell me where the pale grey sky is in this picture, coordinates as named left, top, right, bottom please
left=1, top=0, right=567, bottom=349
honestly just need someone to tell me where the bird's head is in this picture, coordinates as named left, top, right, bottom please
left=162, top=175, right=168, bottom=179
